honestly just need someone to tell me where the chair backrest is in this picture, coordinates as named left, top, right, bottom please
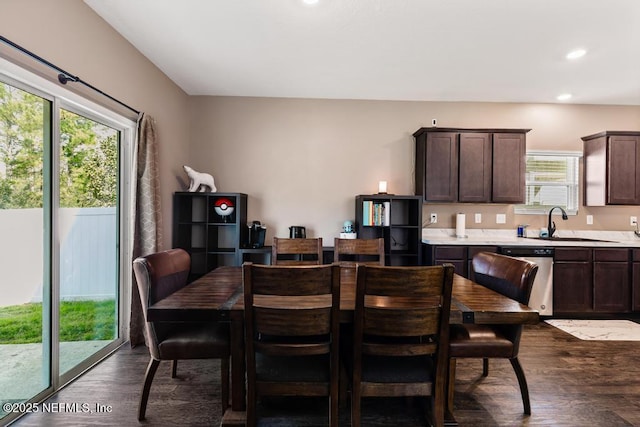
left=334, top=237, right=385, bottom=266
left=471, top=252, right=538, bottom=305
left=243, top=262, right=341, bottom=425
left=132, top=248, right=191, bottom=359
left=271, top=237, right=323, bottom=265
left=354, top=264, right=454, bottom=358
left=243, top=262, right=340, bottom=355
left=472, top=251, right=538, bottom=351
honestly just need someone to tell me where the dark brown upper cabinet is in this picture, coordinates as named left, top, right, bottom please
left=582, top=131, right=640, bottom=206
left=414, top=128, right=529, bottom=203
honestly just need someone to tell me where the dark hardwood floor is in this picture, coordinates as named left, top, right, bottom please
left=10, top=322, right=640, bottom=426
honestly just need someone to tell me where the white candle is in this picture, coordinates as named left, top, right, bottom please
left=378, top=181, right=387, bottom=193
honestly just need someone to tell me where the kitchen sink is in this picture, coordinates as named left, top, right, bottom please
left=527, top=237, right=612, bottom=242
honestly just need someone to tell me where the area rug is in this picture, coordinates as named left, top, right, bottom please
left=545, top=319, right=640, bottom=341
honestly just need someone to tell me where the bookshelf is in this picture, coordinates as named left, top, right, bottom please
left=355, top=194, right=422, bottom=266
left=173, top=192, right=247, bottom=281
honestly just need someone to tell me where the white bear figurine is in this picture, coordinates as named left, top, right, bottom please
left=183, top=165, right=217, bottom=192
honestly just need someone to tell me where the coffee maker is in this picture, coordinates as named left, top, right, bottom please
left=289, top=226, right=306, bottom=238
left=247, top=221, right=266, bottom=248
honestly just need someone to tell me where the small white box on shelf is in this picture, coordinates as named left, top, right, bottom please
left=340, top=232, right=357, bottom=239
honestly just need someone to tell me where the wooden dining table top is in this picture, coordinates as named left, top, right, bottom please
left=147, top=265, right=539, bottom=325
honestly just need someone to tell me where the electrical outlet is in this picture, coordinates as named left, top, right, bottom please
left=496, top=213, right=506, bottom=224
left=631, top=216, right=637, bottom=226
left=586, top=215, right=593, bottom=225
left=475, top=213, right=482, bottom=224
left=430, top=213, right=437, bottom=224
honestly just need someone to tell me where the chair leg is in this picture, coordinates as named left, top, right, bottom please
left=138, top=358, right=161, bottom=421
left=246, top=370, right=256, bottom=427
left=482, top=357, right=489, bottom=377
left=509, top=357, right=531, bottom=415
left=447, top=358, right=457, bottom=414
left=220, top=357, right=230, bottom=413
left=171, top=359, right=178, bottom=378
left=351, top=383, right=361, bottom=427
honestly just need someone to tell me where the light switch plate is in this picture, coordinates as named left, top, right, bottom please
left=631, top=216, right=637, bottom=226
left=496, top=214, right=506, bottom=224
left=430, top=213, right=437, bottom=224
left=586, top=215, right=593, bottom=225
left=474, top=213, right=482, bottom=223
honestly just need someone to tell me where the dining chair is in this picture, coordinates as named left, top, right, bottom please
left=448, top=251, right=538, bottom=415
left=132, top=248, right=230, bottom=421
left=333, top=237, right=385, bottom=266
left=271, top=236, right=323, bottom=265
left=243, top=262, right=341, bottom=426
left=349, top=264, right=454, bottom=427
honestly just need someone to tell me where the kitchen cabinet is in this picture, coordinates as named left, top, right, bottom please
left=423, top=244, right=498, bottom=278
left=355, top=195, right=422, bottom=266
left=415, top=132, right=458, bottom=202
left=414, top=127, right=529, bottom=203
left=633, top=249, right=640, bottom=311
left=554, top=247, right=631, bottom=314
left=173, top=192, right=247, bottom=281
left=458, top=133, right=491, bottom=202
left=553, top=248, right=593, bottom=314
left=491, top=133, right=527, bottom=203
left=593, top=249, right=630, bottom=312
left=428, top=245, right=467, bottom=276
left=582, top=131, right=640, bottom=206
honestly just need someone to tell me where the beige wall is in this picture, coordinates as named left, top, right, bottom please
left=190, top=97, right=640, bottom=241
left=3, top=1, right=640, bottom=248
left=1, top=0, right=190, bottom=250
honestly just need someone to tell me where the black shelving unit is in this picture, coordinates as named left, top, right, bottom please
left=355, top=194, right=422, bottom=266
left=173, top=192, right=247, bottom=281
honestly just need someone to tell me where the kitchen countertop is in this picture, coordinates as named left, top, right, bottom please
left=422, top=228, right=640, bottom=248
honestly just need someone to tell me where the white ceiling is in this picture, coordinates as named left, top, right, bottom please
left=85, top=0, right=640, bottom=105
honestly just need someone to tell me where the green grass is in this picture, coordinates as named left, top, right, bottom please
left=0, top=300, right=116, bottom=344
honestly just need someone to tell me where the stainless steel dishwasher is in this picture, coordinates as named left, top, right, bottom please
left=499, top=246, right=554, bottom=316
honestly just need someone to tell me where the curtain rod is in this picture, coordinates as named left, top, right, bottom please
left=0, top=35, right=140, bottom=115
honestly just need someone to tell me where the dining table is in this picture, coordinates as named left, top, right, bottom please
left=147, top=264, right=539, bottom=425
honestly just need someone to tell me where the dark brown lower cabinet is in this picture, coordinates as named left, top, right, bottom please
left=430, top=245, right=467, bottom=277
left=554, top=247, right=632, bottom=314
left=593, top=249, right=630, bottom=313
left=553, top=248, right=593, bottom=314
left=634, top=249, right=640, bottom=311
left=423, top=244, right=497, bottom=279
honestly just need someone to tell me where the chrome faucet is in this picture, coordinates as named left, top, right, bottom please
left=548, top=206, right=568, bottom=238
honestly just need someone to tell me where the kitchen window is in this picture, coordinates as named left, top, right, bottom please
left=514, top=151, right=581, bottom=215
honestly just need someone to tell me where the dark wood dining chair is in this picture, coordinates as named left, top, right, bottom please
left=132, top=248, right=230, bottom=421
left=448, top=251, right=538, bottom=415
left=243, top=262, right=341, bottom=426
left=333, top=237, right=385, bottom=266
left=271, top=236, right=323, bottom=265
left=350, top=264, right=454, bottom=427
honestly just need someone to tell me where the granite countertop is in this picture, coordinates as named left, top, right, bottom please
left=422, top=228, right=640, bottom=248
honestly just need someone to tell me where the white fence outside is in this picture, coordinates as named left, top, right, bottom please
left=0, top=207, right=117, bottom=307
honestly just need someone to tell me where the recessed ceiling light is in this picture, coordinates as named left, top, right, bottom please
left=302, top=0, right=319, bottom=5
left=566, top=49, right=587, bottom=60
left=556, top=93, right=572, bottom=101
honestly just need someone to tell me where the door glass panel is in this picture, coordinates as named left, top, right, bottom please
left=0, top=82, right=50, bottom=417
left=58, top=109, right=119, bottom=375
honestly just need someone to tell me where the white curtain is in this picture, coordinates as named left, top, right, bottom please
left=129, top=112, right=163, bottom=346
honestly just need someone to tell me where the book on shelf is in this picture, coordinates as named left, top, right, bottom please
left=362, top=200, right=391, bottom=226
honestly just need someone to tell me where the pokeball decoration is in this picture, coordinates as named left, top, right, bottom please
left=214, top=197, right=234, bottom=219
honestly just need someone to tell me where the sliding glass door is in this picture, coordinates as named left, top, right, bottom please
left=0, top=73, right=128, bottom=422
left=0, top=80, right=51, bottom=417
left=57, top=108, right=120, bottom=377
